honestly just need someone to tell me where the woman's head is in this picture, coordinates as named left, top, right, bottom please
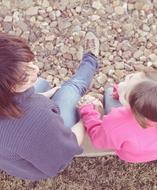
left=118, top=70, right=157, bottom=128
left=0, top=33, right=38, bottom=118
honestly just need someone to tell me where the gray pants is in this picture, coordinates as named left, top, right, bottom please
left=103, top=87, right=122, bottom=114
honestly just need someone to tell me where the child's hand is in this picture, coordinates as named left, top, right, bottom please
left=39, top=86, right=61, bottom=98
left=78, top=95, right=104, bottom=114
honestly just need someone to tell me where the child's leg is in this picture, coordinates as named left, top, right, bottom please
left=52, top=53, right=98, bottom=128
left=103, top=87, right=122, bottom=114
left=34, top=77, right=51, bottom=93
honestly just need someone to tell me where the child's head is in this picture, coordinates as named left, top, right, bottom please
left=119, top=70, right=157, bottom=128
left=0, top=33, right=38, bottom=118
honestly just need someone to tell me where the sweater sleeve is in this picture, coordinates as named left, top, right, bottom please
left=80, top=104, right=123, bottom=150
left=18, top=109, right=82, bottom=177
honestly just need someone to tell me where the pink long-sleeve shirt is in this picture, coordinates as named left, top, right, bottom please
left=80, top=104, right=157, bottom=163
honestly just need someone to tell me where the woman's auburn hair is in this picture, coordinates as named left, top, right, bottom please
left=128, top=70, right=157, bottom=128
left=0, top=33, right=34, bottom=118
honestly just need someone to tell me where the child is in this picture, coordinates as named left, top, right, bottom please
left=79, top=70, right=157, bottom=163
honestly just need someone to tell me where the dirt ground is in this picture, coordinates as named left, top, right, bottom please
left=0, top=0, right=157, bottom=189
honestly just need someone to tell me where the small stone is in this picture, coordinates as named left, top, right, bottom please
left=58, top=19, right=71, bottom=31
left=149, top=54, right=157, bottom=61
left=55, top=10, right=61, bottom=17
left=36, top=62, right=44, bottom=69
left=53, top=78, right=60, bottom=86
left=63, top=53, right=73, bottom=60
left=92, top=1, right=102, bottom=10
left=142, top=24, right=150, bottom=32
left=46, top=75, right=53, bottom=83
left=91, top=15, right=100, bottom=21
left=128, top=3, right=134, bottom=10
left=133, top=64, right=146, bottom=71
left=146, top=61, right=153, bottom=67
left=59, top=68, right=68, bottom=77
left=13, top=11, right=20, bottom=21
left=108, top=69, right=115, bottom=76
left=2, top=22, right=12, bottom=32
left=124, top=64, right=134, bottom=71
left=2, top=0, right=11, bottom=9
left=14, top=21, right=28, bottom=31
left=133, top=50, right=143, bottom=59
left=76, top=6, right=82, bottom=13
left=115, top=6, right=125, bottom=15
left=4, top=16, right=12, bottom=22
left=46, top=6, right=53, bottom=12
left=73, top=25, right=81, bottom=33
left=15, top=27, right=22, bottom=36
left=73, top=34, right=80, bottom=42
left=114, top=70, right=125, bottom=79
left=11, top=0, right=33, bottom=9
left=45, top=35, right=55, bottom=41
left=21, top=31, right=30, bottom=40
left=49, top=12, right=56, bottom=20
left=26, top=7, right=38, bottom=16
left=97, top=73, right=107, bottom=84
left=42, top=0, right=49, bottom=8
left=152, top=62, right=157, bottom=68
left=53, top=0, right=69, bottom=11
left=115, top=62, right=125, bottom=70
left=45, top=43, right=54, bottom=51
left=135, top=0, right=153, bottom=11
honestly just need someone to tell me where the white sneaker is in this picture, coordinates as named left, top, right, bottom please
left=84, top=32, right=99, bottom=57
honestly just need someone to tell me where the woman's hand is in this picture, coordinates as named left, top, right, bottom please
left=39, top=86, right=60, bottom=98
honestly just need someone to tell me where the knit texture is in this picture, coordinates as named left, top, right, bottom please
left=0, top=87, right=82, bottom=180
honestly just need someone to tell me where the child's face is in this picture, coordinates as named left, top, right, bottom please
left=118, top=72, right=147, bottom=106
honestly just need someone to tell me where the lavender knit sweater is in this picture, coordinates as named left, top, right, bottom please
left=0, top=87, right=82, bottom=180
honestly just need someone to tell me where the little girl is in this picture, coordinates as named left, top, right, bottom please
left=79, top=70, right=157, bottom=163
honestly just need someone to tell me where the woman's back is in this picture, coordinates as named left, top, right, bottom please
left=0, top=87, right=82, bottom=180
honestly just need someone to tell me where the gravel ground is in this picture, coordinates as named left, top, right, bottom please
left=0, top=0, right=157, bottom=189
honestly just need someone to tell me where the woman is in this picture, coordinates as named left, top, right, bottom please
left=0, top=32, right=99, bottom=180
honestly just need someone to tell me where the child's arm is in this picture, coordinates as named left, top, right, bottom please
left=79, top=104, right=121, bottom=150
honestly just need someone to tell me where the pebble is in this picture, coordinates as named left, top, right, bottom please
left=92, top=1, right=102, bottom=10
left=115, top=62, right=125, bottom=70
left=133, top=50, right=143, bottom=59
left=59, top=68, right=68, bottom=77
left=115, top=6, right=125, bottom=15
left=91, top=15, right=100, bottom=21
left=45, top=35, right=55, bottom=41
left=25, top=7, right=38, bottom=16
left=4, top=16, right=12, bottom=22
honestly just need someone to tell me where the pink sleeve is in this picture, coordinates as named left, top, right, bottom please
left=79, top=104, right=121, bottom=150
